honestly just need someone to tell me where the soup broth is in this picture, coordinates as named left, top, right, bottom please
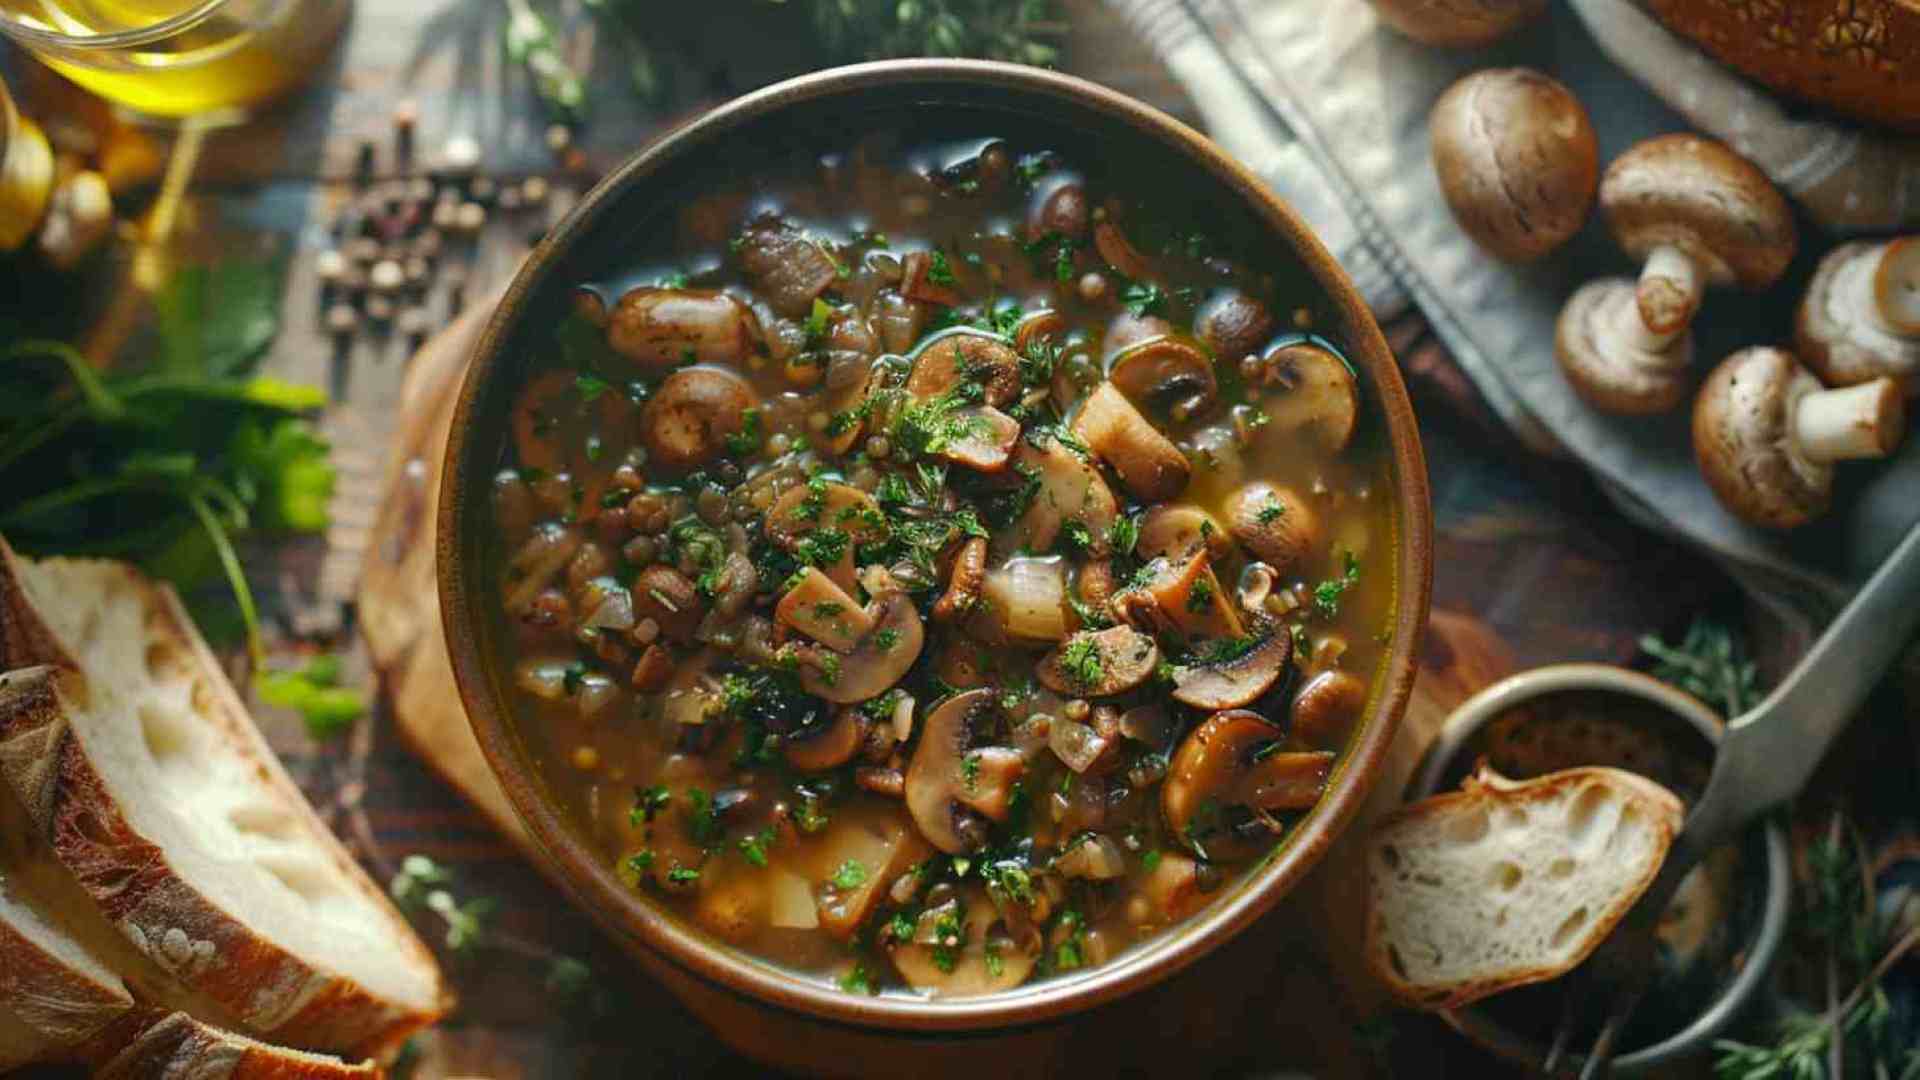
left=484, top=125, right=1399, bottom=997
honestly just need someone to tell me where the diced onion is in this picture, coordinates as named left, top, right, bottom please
left=769, top=871, right=819, bottom=930
left=982, top=557, right=1069, bottom=643
left=1047, top=716, right=1110, bottom=774
left=580, top=581, right=635, bottom=633
left=575, top=672, right=619, bottom=717
left=514, top=658, right=572, bottom=701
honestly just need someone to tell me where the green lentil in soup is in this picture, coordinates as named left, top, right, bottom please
left=486, top=131, right=1398, bottom=998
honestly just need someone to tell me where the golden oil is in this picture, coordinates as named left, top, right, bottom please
left=0, top=0, right=349, bottom=118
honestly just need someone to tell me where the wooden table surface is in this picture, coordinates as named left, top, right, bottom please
left=1, top=3, right=1794, bottom=1077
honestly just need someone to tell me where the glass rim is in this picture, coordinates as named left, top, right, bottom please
left=0, top=0, right=231, bottom=50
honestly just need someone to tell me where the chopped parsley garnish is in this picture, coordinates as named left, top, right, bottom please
left=1251, top=740, right=1286, bottom=762
left=811, top=601, right=846, bottom=619
left=724, top=407, right=763, bottom=456
left=805, top=297, right=834, bottom=343
left=931, top=945, right=960, bottom=973
left=737, top=828, right=776, bottom=868
left=1059, top=636, right=1104, bottom=689
left=1019, top=336, right=1059, bottom=387
left=962, top=751, right=981, bottom=792
left=830, top=859, right=870, bottom=890
left=1050, top=910, right=1088, bottom=972
left=1060, top=520, right=1094, bottom=554
left=1107, top=515, right=1139, bottom=556
left=626, top=849, right=656, bottom=874
left=1186, top=575, right=1216, bottom=614
left=574, top=373, right=610, bottom=402
left=1120, top=281, right=1168, bottom=317
left=984, top=943, right=1005, bottom=977
left=925, top=249, right=957, bottom=286
left=685, top=788, right=719, bottom=847
left=629, top=785, right=672, bottom=826
left=1257, top=498, right=1286, bottom=524
left=666, top=866, right=701, bottom=884
left=1313, top=550, right=1362, bottom=619
left=838, top=962, right=877, bottom=995
left=1246, top=406, right=1272, bottom=429
left=1141, top=850, right=1162, bottom=872
left=795, top=527, right=851, bottom=568
left=874, top=628, right=901, bottom=652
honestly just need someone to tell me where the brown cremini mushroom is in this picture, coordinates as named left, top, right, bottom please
left=1224, top=481, right=1321, bottom=574
left=994, top=436, right=1117, bottom=558
left=1195, top=290, right=1275, bottom=366
left=791, top=590, right=926, bottom=704
left=1555, top=278, right=1693, bottom=415
left=766, top=480, right=887, bottom=594
left=1137, top=504, right=1232, bottom=563
left=606, top=287, right=763, bottom=373
left=1108, top=335, right=1218, bottom=423
left=1036, top=625, right=1161, bottom=698
left=1132, top=550, right=1245, bottom=642
left=1796, top=238, right=1920, bottom=397
left=889, top=884, right=1037, bottom=996
left=1291, top=669, right=1369, bottom=749
left=774, top=567, right=873, bottom=652
left=1162, top=710, right=1335, bottom=861
left=640, top=366, right=759, bottom=471
left=1596, top=136, right=1796, bottom=372
left=907, top=331, right=1022, bottom=407
left=1171, top=632, right=1294, bottom=711
left=1250, top=342, right=1359, bottom=452
left=1429, top=68, right=1598, bottom=263
left=1071, top=382, right=1191, bottom=502
left=1367, top=0, right=1545, bottom=47
left=631, top=565, right=705, bottom=643
left=905, top=689, right=1026, bottom=854
left=1692, top=347, right=1906, bottom=529
left=933, top=536, right=987, bottom=625
left=785, top=708, right=872, bottom=772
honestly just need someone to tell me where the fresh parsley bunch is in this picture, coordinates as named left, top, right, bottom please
left=0, top=254, right=332, bottom=657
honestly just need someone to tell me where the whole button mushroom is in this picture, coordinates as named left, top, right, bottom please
left=1556, top=135, right=1797, bottom=415
left=639, top=366, right=759, bottom=472
left=1367, top=0, right=1545, bottom=47
left=1429, top=68, right=1598, bottom=263
left=1796, top=238, right=1920, bottom=397
left=1692, top=347, right=1905, bottom=530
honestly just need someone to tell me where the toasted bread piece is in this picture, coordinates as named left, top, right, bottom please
left=91, top=1010, right=381, bottom=1080
left=1364, top=765, right=1683, bottom=1010
left=0, top=542, right=447, bottom=1056
left=0, top=870, right=134, bottom=1069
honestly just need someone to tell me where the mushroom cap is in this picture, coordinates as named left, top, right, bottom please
left=1171, top=632, right=1295, bottom=711
left=640, top=365, right=759, bottom=471
left=796, top=591, right=926, bottom=704
left=1224, top=481, right=1322, bottom=574
left=1137, top=504, right=1232, bottom=563
left=1554, top=278, right=1693, bottom=415
left=1368, top=0, right=1546, bottom=47
left=907, top=330, right=1021, bottom=407
left=1253, top=342, right=1359, bottom=453
left=1600, top=135, right=1796, bottom=291
left=1796, top=241, right=1920, bottom=397
left=1429, top=68, right=1598, bottom=263
left=889, top=884, right=1036, bottom=996
left=905, top=688, right=1022, bottom=854
left=1162, top=710, right=1335, bottom=860
left=1194, top=289, right=1275, bottom=364
left=1692, top=346, right=1831, bottom=529
left=1036, top=624, right=1161, bottom=697
left=1107, top=335, right=1218, bottom=421
left=784, top=708, right=871, bottom=772
left=1070, top=381, right=1191, bottom=501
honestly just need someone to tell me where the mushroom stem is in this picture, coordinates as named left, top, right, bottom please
left=1631, top=244, right=1702, bottom=349
left=1871, top=238, right=1920, bottom=337
left=1793, top=378, right=1906, bottom=464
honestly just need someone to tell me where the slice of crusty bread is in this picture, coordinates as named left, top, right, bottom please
left=2, top=850, right=377, bottom=1077
left=0, top=869, right=134, bottom=1069
left=90, top=1010, right=382, bottom=1080
left=1364, top=765, right=1684, bottom=1010
left=0, top=540, right=447, bottom=1056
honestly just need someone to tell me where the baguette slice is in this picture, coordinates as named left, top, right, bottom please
left=0, top=541, right=448, bottom=1056
left=1364, top=765, right=1683, bottom=1010
left=0, top=869, right=134, bottom=1069
left=91, top=1010, right=382, bottom=1080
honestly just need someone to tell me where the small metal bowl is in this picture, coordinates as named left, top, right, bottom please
left=1408, top=663, right=1792, bottom=1073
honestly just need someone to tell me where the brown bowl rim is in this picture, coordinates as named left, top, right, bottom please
left=438, top=58, right=1434, bottom=1033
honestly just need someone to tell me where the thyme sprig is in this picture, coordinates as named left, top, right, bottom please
left=1640, top=617, right=1760, bottom=718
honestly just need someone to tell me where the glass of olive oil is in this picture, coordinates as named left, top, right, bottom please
left=0, top=0, right=349, bottom=119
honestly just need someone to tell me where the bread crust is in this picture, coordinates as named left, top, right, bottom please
left=0, top=540, right=448, bottom=1057
left=1363, top=765, right=1683, bottom=1010
left=1643, top=0, right=1920, bottom=133
left=0, top=872, right=134, bottom=1067
left=90, top=1009, right=382, bottom=1080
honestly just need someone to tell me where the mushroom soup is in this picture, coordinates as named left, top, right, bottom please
left=483, top=131, right=1399, bottom=996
